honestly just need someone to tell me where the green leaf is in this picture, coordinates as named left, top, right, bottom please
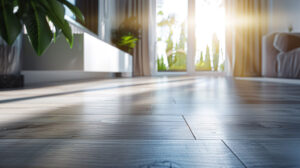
left=22, top=0, right=53, bottom=56
left=53, top=25, right=62, bottom=43
left=39, top=0, right=73, bottom=47
left=0, top=0, right=22, bottom=45
left=57, top=0, right=84, bottom=22
left=15, top=0, right=28, bottom=18
left=12, top=0, right=18, bottom=7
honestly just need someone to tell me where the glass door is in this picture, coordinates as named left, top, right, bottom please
left=155, top=0, right=226, bottom=74
left=156, top=0, right=188, bottom=72
left=194, top=0, right=226, bottom=72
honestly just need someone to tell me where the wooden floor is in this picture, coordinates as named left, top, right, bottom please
left=1, top=76, right=300, bottom=168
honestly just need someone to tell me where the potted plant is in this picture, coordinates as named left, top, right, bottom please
left=0, top=0, right=84, bottom=88
left=111, top=16, right=141, bottom=55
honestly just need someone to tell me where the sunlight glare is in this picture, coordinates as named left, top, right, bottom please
left=195, top=0, right=225, bottom=59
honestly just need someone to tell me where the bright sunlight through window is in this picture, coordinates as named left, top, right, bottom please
left=156, top=0, right=226, bottom=72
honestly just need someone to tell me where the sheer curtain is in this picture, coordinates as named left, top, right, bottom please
left=115, top=0, right=154, bottom=76
left=225, top=0, right=268, bottom=77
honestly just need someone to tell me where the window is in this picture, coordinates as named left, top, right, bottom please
left=156, top=0, right=226, bottom=73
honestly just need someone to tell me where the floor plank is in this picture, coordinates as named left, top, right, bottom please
left=224, top=140, right=300, bottom=168
left=0, top=115, right=193, bottom=140
left=0, top=140, right=244, bottom=168
left=184, top=114, right=300, bottom=139
left=0, top=76, right=300, bottom=167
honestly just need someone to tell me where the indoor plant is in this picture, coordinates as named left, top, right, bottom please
left=0, top=0, right=84, bottom=88
left=111, top=16, right=141, bottom=55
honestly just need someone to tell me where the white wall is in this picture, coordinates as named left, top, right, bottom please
left=22, top=71, right=115, bottom=85
left=269, top=0, right=300, bottom=33
left=83, top=33, right=133, bottom=73
left=23, top=33, right=132, bottom=73
left=22, top=33, right=132, bottom=84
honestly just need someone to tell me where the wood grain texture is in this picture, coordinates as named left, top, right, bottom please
left=184, top=114, right=300, bottom=139
left=0, top=115, right=193, bottom=140
left=0, top=140, right=243, bottom=168
left=224, top=140, right=300, bottom=168
left=0, top=76, right=300, bottom=167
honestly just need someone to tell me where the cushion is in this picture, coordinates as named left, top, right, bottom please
left=273, top=33, right=300, bottom=53
left=277, top=48, right=300, bottom=78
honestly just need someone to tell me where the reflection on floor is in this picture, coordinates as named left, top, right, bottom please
left=0, top=76, right=300, bottom=167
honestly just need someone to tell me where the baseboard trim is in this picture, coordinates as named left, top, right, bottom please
left=22, top=71, right=131, bottom=85
left=236, top=77, right=300, bottom=85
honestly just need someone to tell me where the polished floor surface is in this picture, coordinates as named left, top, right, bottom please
left=0, top=76, right=300, bottom=168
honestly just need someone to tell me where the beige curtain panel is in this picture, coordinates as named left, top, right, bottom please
left=132, top=0, right=152, bottom=77
left=116, top=0, right=152, bottom=77
left=225, top=0, right=268, bottom=77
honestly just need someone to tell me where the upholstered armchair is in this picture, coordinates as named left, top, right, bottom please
left=262, top=33, right=300, bottom=78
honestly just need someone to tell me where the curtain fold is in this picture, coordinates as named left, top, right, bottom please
left=116, top=0, right=152, bottom=76
left=134, top=0, right=151, bottom=76
left=225, top=0, right=268, bottom=77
